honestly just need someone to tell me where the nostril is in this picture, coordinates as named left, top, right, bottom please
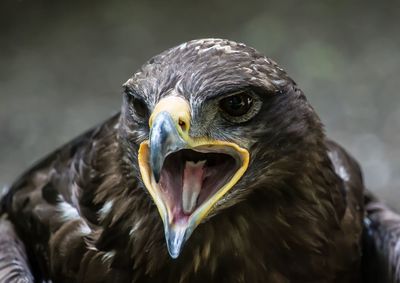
left=178, top=118, right=187, bottom=132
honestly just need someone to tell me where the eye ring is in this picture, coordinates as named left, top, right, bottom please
left=132, top=97, right=148, bottom=118
left=125, top=90, right=149, bottom=119
left=219, top=92, right=253, bottom=117
left=217, top=91, right=262, bottom=123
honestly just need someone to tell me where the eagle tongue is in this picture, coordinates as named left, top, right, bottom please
left=182, top=160, right=206, bottom=214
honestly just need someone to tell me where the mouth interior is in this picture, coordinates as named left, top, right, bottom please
left=157, top=148, right=240, bottom=223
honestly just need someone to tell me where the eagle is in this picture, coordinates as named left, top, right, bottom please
left=0, top=38, right=399, bottom=283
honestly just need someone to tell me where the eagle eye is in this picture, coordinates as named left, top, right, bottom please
left=219, top=92, right=253, bottom=117
left=125, top=90, right=149, bottom=118
left=132, top=97, right=148, bottom=118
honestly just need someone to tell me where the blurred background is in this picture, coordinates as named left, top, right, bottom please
left=1, top=0, right=399, bottom=209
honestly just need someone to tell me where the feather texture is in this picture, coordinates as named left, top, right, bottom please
left=0, top=39, right=398, bottom=282
left=362, top=192, right=400, bottom=283
left=0, top=217, right=34, bottom=283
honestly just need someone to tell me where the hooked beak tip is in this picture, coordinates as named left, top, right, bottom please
left=154, top=173, right=161, bottom=183
left=166, top=223, right=188, bottom=259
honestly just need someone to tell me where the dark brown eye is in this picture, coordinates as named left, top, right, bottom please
left=132, top=96, right=148, bottom=118
left=219, top=93, right=253, bottom=117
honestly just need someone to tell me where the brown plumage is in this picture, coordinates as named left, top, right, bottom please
left=0, top=39, right=398, bottom=283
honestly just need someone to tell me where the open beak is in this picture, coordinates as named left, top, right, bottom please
left=138, top=96, right=249, bottom=258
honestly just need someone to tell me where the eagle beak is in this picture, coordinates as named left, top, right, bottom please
left=149, top=111, right=187, bottom=183
left=138, top=96, right=249, bottom=258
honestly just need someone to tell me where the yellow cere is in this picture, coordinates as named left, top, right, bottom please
left=138, top=96, right=250, bottom=227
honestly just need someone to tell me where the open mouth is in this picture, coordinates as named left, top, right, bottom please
left=158, top=148, right=241, bottom=223
left=136, top=97, right=250, bottom=257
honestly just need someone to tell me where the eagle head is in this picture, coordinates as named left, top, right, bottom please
left=118, top=39, right=323, bottom=258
